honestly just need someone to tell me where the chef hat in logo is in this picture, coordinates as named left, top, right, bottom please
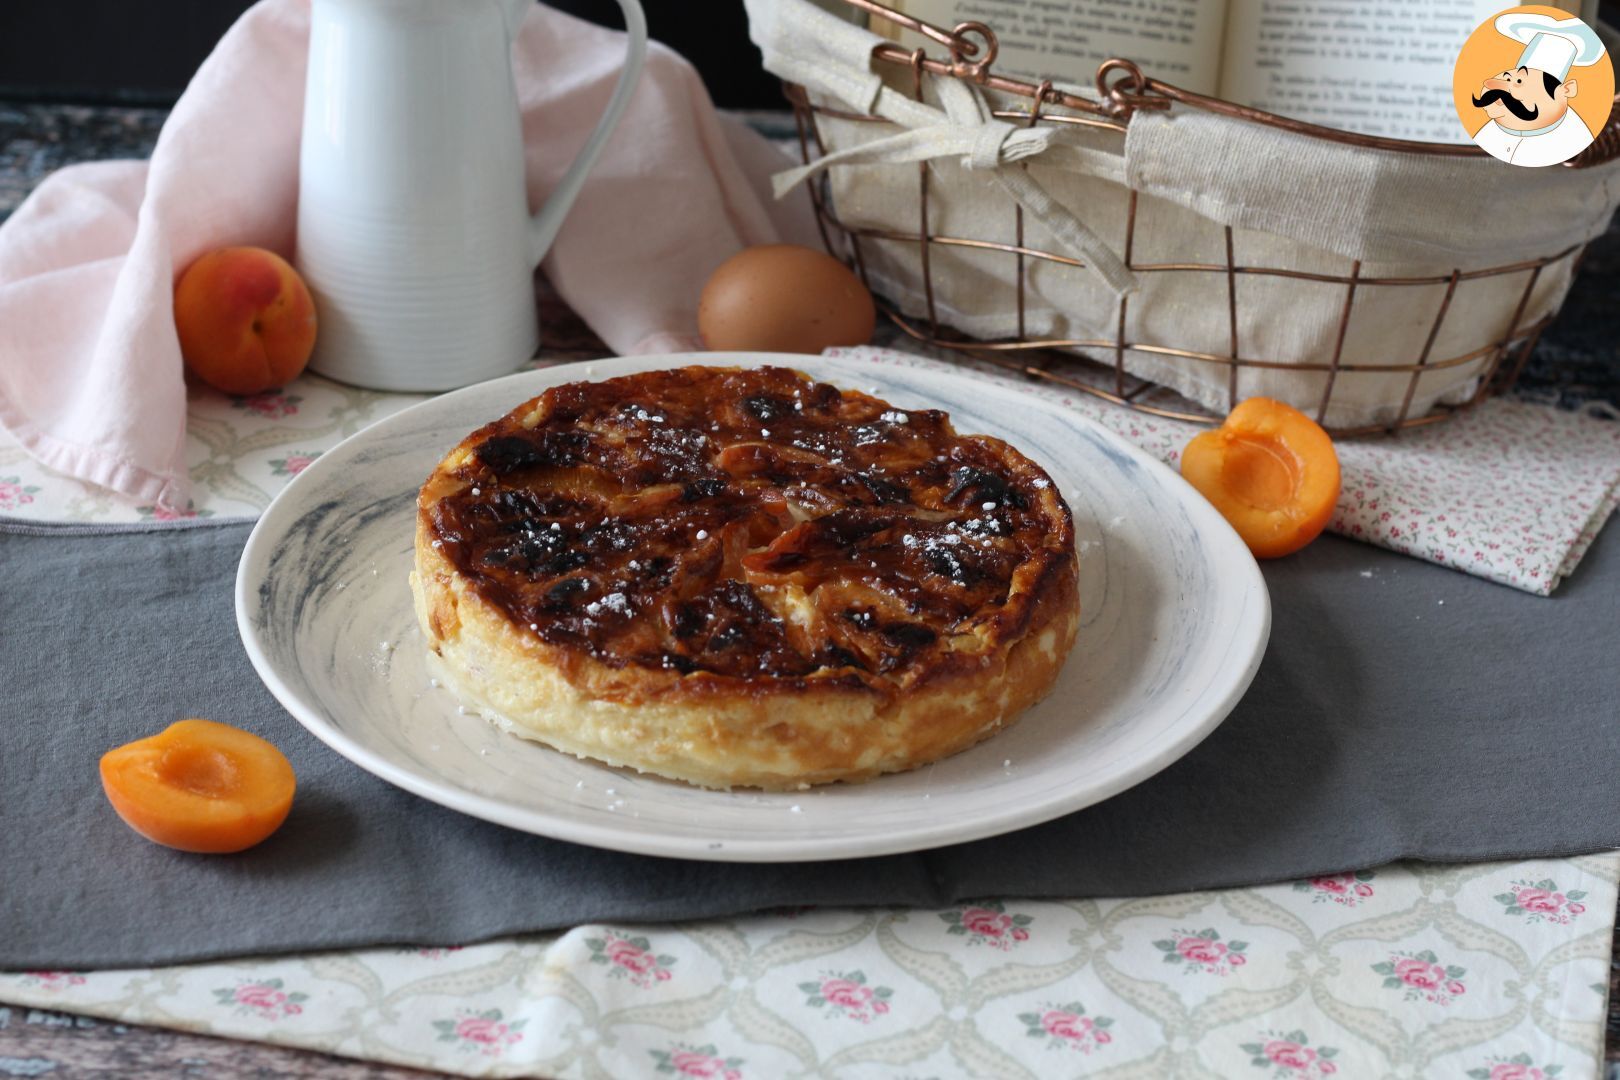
left=1493, top=12, right=1606, bottom=81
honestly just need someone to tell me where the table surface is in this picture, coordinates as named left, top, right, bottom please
left=1, top=100, right=1616, bottom=1079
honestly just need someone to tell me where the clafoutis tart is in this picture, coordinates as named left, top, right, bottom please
left=411, top=365, right=1078, bottom=790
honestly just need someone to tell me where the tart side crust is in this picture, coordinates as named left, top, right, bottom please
left=412, top=522, right=1077, bottom=789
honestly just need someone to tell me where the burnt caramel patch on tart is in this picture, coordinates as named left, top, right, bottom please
left=425, top=367, right=1073, bottom=690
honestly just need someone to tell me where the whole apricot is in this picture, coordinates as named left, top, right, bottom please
left=100, top=718, right=296, bottom=854
left=174, top=247, right=316, bottom=395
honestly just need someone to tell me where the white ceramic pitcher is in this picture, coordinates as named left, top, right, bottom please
left=296, top=0, right=647, bottom=391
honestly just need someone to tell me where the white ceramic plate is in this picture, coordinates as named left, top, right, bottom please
left=237, top=353, right=1269, bottom=862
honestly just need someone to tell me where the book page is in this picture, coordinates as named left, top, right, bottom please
left=878, top=0, right=1229, bottom=96
left=1216, top=0, right=1510, bottom=143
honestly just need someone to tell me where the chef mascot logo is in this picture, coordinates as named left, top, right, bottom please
left=1453, top=6, right=1613, bottom=167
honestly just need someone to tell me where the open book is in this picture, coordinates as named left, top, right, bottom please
left=875, top=0, right=1600, bottom=143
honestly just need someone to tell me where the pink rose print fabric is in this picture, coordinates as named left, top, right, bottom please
left=1293, top=870, right=1376, bottom=906
left=603, top=939, right=667, bottom=982
left=231, top=391, right=301, bottom=419
left=0, top=476, right=40, bottom=511
left=831, top=347, right=1620, bottom=595
left=1154, top=927, right=1249, bottom=975
left=1242, top=1030, right=1340, bottom=1075
left=799, top=970, right=894, bottom=1023
left=1467, top=1053, right=1564, bottom=1079
left=212, top=978, right=307, bottom=1019
left=938, top=900, right=1033, bottom=950
left=649, top=1043, right=743, bottom=1079
left=137, top=502, right=213, bottom=521
left=1372, top=949, right=1467, bottom=1004
left=1018, top=1000, right=1115, bottom=1054
left=404, top=945, right=464, bottom=959
left=18, top=971, right=85, bottom=992
left=268, top=452, right=318, bottom=477
left=585, top=932, right=676, bottom=988
left=1496, top=879, right=1588, bottom=925
left=432, top=1008, right=526, bottom=1057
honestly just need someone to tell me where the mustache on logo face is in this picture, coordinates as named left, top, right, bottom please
left=1472, top=87, right=1540, bottom=121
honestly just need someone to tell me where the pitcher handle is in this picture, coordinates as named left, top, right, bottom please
left=522, top=0, right=648, bottom=267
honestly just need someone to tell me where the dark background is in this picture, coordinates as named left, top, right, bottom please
left=7, top=1, right=1620, bottom=111
left=0, top=1, right=784, bottom=108
left=3, top=1, right=1618, bottom=109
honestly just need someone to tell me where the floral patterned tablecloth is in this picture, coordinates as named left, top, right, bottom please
left=2, top=858, right=1615, bottom=1078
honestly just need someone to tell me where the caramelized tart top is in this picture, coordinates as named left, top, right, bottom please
left=422, top=366, right=1075, bottom=691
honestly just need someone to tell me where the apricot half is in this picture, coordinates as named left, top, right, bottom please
left=99, top=719, right=296, bottom=854
left=1180, top=397, right=1341, bottom=559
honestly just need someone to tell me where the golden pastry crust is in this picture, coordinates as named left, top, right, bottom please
left=411, top=365, right=1078, bottom=789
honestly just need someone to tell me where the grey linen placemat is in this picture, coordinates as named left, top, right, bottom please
left=3, top=519, right=1618, bottom=970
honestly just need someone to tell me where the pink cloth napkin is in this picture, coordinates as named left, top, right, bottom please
left=0, top=0, right=815, bottom=510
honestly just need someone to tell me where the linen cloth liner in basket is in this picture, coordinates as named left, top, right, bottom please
left=745, top=0, right=1620, bottom=429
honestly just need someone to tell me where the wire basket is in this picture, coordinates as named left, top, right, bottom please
left=784, top=0, right=1620, bottom=436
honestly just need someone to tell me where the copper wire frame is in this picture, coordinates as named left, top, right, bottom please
left=787, top=0, right=1620, bottom=436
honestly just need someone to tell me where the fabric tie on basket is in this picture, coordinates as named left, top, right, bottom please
left=751, top=0, right=1138, bottom=297
left=0, top=0, right=816, bottom=511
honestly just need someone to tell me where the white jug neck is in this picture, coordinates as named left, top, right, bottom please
left=310, top=0, right=514, bottom=29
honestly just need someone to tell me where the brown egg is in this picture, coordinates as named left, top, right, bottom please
left=698, top=244, right=876, bottom=354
